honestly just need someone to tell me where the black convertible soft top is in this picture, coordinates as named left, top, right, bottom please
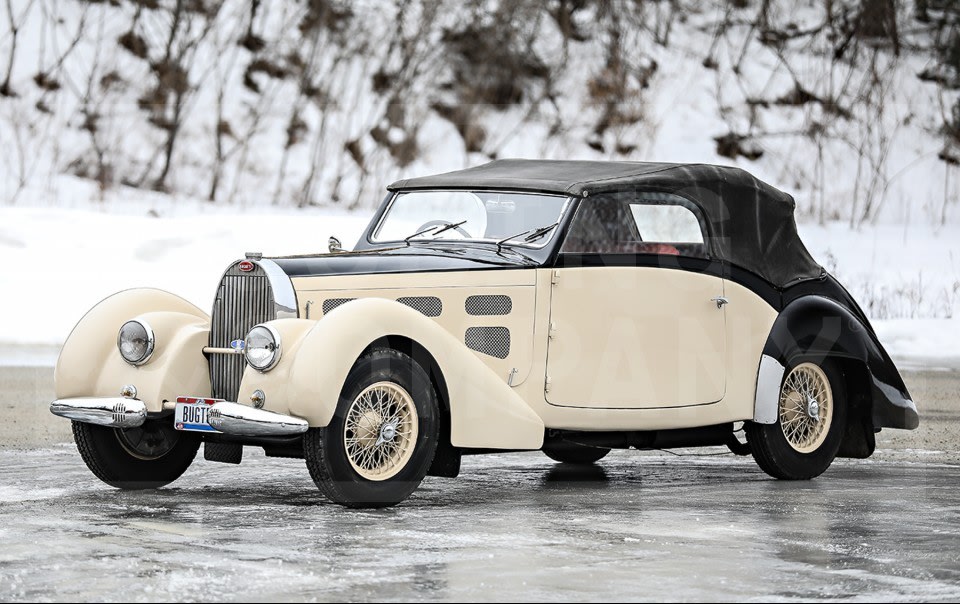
left=389, top=159, right=822, bottom=287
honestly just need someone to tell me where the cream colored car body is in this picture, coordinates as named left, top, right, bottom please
left=55, top=264, right=777, bottom=450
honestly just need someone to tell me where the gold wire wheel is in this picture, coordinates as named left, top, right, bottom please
left=779, top=362, right=834, bottom=454
left=343, top=381, right=419, bottom=481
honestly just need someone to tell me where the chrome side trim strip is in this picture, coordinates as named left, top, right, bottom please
left=256, top=259, right=299, bottom=319
left=754, top=355, right=786, bottom=424
left=207, top=402, right=309, bottom=436
left=50, top=398, right=147, bottom=428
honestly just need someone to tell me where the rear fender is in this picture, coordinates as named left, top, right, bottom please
left=754, top=295, right=918, bottom=431
left=55, top=288, right=211, bottom=412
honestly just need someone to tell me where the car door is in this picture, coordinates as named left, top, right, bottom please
left=545, top=191, right=727, bottom=409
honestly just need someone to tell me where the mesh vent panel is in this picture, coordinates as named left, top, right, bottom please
left=465, top=295, right=512, bottom=316
left=322, top=298, right=355, bottom=314
left=465, top=326, right=511, bottom=359
left=397, top=296, right=443, bottom=317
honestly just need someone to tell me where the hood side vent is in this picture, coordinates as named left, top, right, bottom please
left=397, top=296, right=443, bottom=317
left=465, top=326, right=511, bottom=359
left=465, top=295, right=512, bottom=316
left=322, top=298, right=356, bottom=315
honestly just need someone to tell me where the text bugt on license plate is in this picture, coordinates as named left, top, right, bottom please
left=174, top=396, right=223, bottom=432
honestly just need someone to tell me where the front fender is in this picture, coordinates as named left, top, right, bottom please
left=756, top=295, right=918, bottom=430
left=240, top=298, right=544, bottom=450
left=55, top=288, right=211, bottom=412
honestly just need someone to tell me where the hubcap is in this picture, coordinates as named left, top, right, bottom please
left=378, top=422, right=398, bottom=443
left=343, top=381, right=418, bottom=481
left=114, top=420, right=179, bottom=460
left=779, top=362, right=834, bottom=454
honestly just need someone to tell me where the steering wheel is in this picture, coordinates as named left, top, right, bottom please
left=415, top=220, right=472, bottom=238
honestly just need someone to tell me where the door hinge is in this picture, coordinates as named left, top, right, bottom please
left=551, top=269, right=560, bottom=285
left=305, top=300, right=314, bottom=319
left=548, top=321, right=558, bottom=340
left=507, top=367, right=518, bottom=386
left=545, top=376, right=552, bottom=393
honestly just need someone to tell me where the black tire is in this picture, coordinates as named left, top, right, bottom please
left=304, top=349, right=440, bottom=508
left=542, top=442, right=610, bottom=465
left=72, top=419, right=201, bottom=489
left=745, top=357, right=847, bottom=480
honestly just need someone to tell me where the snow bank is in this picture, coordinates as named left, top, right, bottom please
left=0, top=202, right=369, bottom=348
left=798, top=222, right=960, bottom=320
left=874, top=319, right=960, bottom=369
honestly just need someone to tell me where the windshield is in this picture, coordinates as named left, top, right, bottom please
left=372, top=190, right=570, bottom=248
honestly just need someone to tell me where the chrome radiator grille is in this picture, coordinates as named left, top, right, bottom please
left=209, top=263, right=276, bottom=401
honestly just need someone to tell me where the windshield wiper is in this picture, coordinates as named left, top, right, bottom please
left=496, top=222, right=559, bottom=252
left=430, top=220, right=468, bottom=238
left=404, top=220, right=467, bottom=245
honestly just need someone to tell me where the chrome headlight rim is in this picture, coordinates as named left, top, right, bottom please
left=244, top=324, right=282, bottom=372
left=117, top=319, right=155, bottom=366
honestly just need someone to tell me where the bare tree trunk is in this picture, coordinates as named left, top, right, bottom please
left=209, top=87, right=225, bottom=202
left=943, top=164, right=951, bottom=227
left=156, top=91, right=183, bottom=191
left=1, top=0, right=35, bottom=96
left=153, top=0, right=185, bottom=191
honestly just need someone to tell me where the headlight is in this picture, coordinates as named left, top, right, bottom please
left=117, top=320, right=155, bottom=366
left=244, top=325, right=281, bottom=372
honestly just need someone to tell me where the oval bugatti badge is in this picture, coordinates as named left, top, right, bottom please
left=230, top=339, right=246, bottom=351
left=238, top=260, right=255, bottom=272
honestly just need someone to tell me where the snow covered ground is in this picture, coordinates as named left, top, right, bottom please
left=0, top=183, right=956, bottom=367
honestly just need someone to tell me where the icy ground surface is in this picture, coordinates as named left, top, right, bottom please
left=0, top=447, right=958, bottom=602
left=1, top=203, right=957, bottom=365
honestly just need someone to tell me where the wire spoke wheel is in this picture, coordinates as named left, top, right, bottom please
left=343, top=381, right=419, bottom=481
left=779, top=362, right=833, bottom=454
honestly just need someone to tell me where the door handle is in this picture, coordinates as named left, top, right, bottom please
left=711, top=296, right=729, bottom=309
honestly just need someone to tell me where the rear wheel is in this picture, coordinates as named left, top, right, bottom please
left=746, top=359, right=846, bottom=480
left=72, top=419, right=201, bottom=489
left=542, top=442, right=610, bottom=465
left=304, top=349, right=440, bottom=508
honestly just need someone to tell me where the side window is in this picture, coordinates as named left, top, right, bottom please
left=629, top=202, right=704, bottom=244
left=561, top=192, right=707, bottom=257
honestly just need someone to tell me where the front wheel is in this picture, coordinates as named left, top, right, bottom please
left=72, top=419, right=201, bottom=489
left=746, top=359, right=847, bottom=480
left=304, top=349, right=440, bottom=508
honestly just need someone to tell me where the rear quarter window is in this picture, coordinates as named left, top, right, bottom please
left=561, top=191, right=708, bottom=257
left=629, top=202, right=704, bottom=244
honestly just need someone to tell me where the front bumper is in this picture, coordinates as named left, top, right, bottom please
left=50, top=398, right=147, bottom=428
left=50, top=397, right=310, bottom=437
left=208, top=402, right=309, bottom=437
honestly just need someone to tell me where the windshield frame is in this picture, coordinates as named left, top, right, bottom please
left=367, top=189, right=574, bottom=250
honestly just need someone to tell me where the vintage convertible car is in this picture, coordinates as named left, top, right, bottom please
left=51, top=160, right=919, bottom=507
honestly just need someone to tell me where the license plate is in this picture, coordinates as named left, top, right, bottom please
left=174, top=396, right=223, bottom=432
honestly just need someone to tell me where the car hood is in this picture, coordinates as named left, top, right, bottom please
left=271, top=244, right=538, bottom=278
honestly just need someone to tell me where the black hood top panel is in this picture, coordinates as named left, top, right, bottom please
left=272, top=245, right=535, bottom=278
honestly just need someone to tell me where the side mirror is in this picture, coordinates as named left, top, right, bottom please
left=328, top=236, right=343, bottom=253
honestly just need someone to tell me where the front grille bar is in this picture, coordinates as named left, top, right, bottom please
left=209, top=263, right=277, bottom=402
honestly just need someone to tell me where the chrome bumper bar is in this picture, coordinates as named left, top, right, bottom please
left=208, top=402, right=309, bottom=437
left=49, top=398, right=147, bottom=428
